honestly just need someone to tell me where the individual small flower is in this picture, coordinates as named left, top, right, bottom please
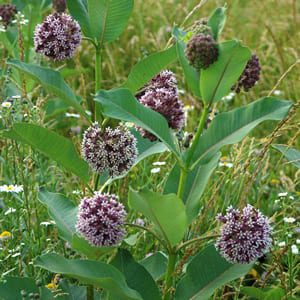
left=232, top=54, right=261, bottom=93
left=273, top=90, right=283, bottom=96
left=53, top=0, right=67, bottom=13
left=82, top=123, right=138, bottom=177
left=277, top=241, right=286, bottom=247
left=289, top=196, right=295, bottom=200
left=185, top=33, right=219, bottom=70
left=1, top=101, right=12, bottom=108
left=296, top=239, right=300, bottom=244
left=0, top=231, right=12, bottom=239
left=291, top=244, right=299, bottom=255
left=270, top=179, right=280, bottom=185
left=65, top=112, right=80, bottom=118
left=152, top=161, right=166, bottom=166
left=284, top=217, right=296, bottom=224
left=0, top=184, right=23, bottom=193
left=4, top=208, right=16, bottom=215
left=34, top=13, right=81, bottom=61
left=134, top=218, right=145, bottom=227
left=136, top=71, right=185, bottom=140
left=151, top=167, right=161, bottom=174
left=76, top=193, right=127, bottom=247
left=40, top=221, right=56, bottom=226
left=0, top=4, right=17, bottom=27
left=215, top=205, right=272, bottom=264
left=278, top=192, right=288, bottom=197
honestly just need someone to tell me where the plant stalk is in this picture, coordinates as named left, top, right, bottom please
left=87, top=285, right=94, bottom=300
left=177, top=168, right=187, bottom=199
left=163, top=252, right=177, bottom=300
left=94, top=45, right=103, bottom=122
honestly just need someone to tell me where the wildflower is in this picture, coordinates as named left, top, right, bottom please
left=53, top=0, right=67, bottom=13
left=137, top=71, right=185, bottom=140
left=277, top=241, right=286, bottom=247
left=11, top=95, right=21, bottom=99
left=215, top=205, right=272, bottom=264
left=134, top=218, right=145, bottom=227
left=291, top=245, right=299, bottom=255
left=4, top=208, right=16, bottom=215
left=270, top=179, right=280, bottom=185
left=0, top=4, right=17, bottom=27
left=278, top=192, right=288, bottom=197
left=76, top=193, right=127, bottom=247
left=273, top=90, right=282, bottom=96
left=82, top=123, right=138, bottom=177
left=152, top=161, right=166, bottom=166
left=65, top=112, right=80, bottom=118
left=0, top=231, right=12, bottom=239
left=296, top=239, right=300, bottom=244
left=40, top=221, right=56, bottom=226
left=1, top=101, right=12, bottom=108
left=191, top=19, right=213, bottom=36
left=283, top=217, right=296, bottom=224
left=12, top=12, right=28, bottom=26
left=0, top=184, right=23, bottom=193
left=185, top=34, right=219, bottom=70
left=219, top=162, right=234, bottom=168
left=151, top=167, right=161, bottom=174
left=222, top=92, right=236, bottom=102
left=232, top=54, right=261, bottom=93
left=34, top=13, right=81, bottom=61
left=289, top=196, right=295, bottom=200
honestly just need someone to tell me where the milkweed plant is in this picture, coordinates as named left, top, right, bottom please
left=0, top=0, right=296, bottom=299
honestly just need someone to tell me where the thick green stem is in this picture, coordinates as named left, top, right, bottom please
left=94, top=45, right=103, bottom=122
left=87, top=285, right=94, bottom=300
left=163, top=252, right=177, bottom=300
left=177, top=168, right=187, bottom=199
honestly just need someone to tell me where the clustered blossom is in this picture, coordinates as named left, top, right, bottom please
left=137, top=71, right=185, bottom=141
left=191, top=19, right=212, bottom=36
left=215, top=205, right=272, bottom=264
left=76, top=193, right=127, bottom=247
left=0, top=4, right=17, bottom=27
left=53, top=0, right=67, bottom=13
left=232, top=54, right=261, bottom=93
left=34, top=13, right=81, bottom=61
left=82, top=123, right=138, bottom=177
left=185, top=33, right=219, bottom=70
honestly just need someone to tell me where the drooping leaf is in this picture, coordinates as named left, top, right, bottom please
left=172, top=27, right=201, bottom=97
left=189, top=97, right=292, bottom=169
left=175, top=245, right=253, bottom=300
left=111, top=249, right=161, bottom=300
left=7, top=59, right=90, bottom=120
left=38, top=190, right=78, bottom=243
left=88, top=0, right=134, bottom=43
left=139, top=252, right=168, bottom=281
left=35, top=253, right=142, bottom=300
left=3, top=123, right=89, bottom=183
left=208, top=7, right=227, bottom=40
left=200, top=40, right=251, bottom=104
left=95, top=88, right=180, bottom=157
left=122, top=45, right=177, bottom=93
left=273, top=144, right=300, bottom=169
left=128, top=189, right=187, bottom=247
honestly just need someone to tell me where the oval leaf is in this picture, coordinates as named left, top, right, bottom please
left=208, top=7, right=227, bottom=40
left=200, top=40, right=251, bottom=104
left=175, top=245, right=253, bottom=300
left=35, top=253, right=142, bottom=300
left=128, top=188, right=187, bottom=247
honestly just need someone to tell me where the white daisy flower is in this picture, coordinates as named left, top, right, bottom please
left=150, top=167, right=161, bottom=174
left=0, top=185, right=23, bottom=193
left=283, top=217, right=296, bottom=224
left=291, top=244, right=299, bottom=255
left=1, top=102, right=12, bottom=108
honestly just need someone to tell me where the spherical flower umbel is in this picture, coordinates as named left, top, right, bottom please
left=232, top=54, right=261, bottom=93
left=76, top=193, right=127, bottom=247
left=137, top=71, right=185, bottom=141
left=185, top=33, right=219, bottom=70
left=82, top=123, right=138, bottom=177
left=215, top=205, right=272, bottom=264
left=0, top=4, right=17, bottom=27
left=34, top=13, right=81, bottom=61
left=191, top=19, right=213, bottom=36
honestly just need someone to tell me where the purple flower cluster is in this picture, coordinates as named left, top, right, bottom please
left=34, top=13, right=81, bottom=61
left=0, top=4, right=17, bottom=27
left=81, top=123, right=138, bottom=177
left=137, top=71, right=185, bottom=141
left=233, top=54, right=261, bottom=93
left=76, top=193, right=127, bottom=247
left=53, top=0, right=67, bottom=13
left=215, top=205, right=272, bottom=264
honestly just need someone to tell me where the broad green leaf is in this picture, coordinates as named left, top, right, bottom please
left=173, top=27, right=201, bottom=97
left=164, top=153, right=220, bottom=223
left=88, top=0, right=134, bottom=43
left=273, top=144, right=300, bottom=168
left=240, top=287, right=267, bottom=300
left=140, top=252, right=168, bottom=281
left=175, top=245, right=253, bottom=300
left=0, top=277, right=54, bottom=300
left=208, top=7, right=227, bottom=40
left=67, top=0, right=92, bottom=37
left=7, top=59, right=90, bottom=120
left=3, top=123, right=89, bottom=183
left=95, top=88, right=179, bottom=157
left=35, top=253, right=142, bottom=300
left=200, top=40, right=251, bottom=104
left=122, top=46, right=177, bottom=93
left=111, top=249, right=161, bottom=300
left=128, top=189, right=187, bottom=247
left=189, top=97, right=292, bottom=169
left=38, top=190, right=78, bottom=243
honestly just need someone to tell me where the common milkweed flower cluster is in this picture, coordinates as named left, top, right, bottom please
left=215, top=205, right=272, bottom=264
left=76, top=193, right=127, bottom=247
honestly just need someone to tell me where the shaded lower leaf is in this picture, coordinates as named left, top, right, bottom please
left=175, top=245, right=253, bottom=300
left=111, top=249, right=161, bottom=300
left=35, top=253, right=142, bottom=300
